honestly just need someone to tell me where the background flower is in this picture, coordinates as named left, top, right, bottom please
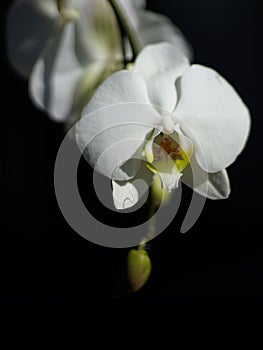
left=7, top=0, right=123, bottom=121
left=7, top=0, right=192, bottom=122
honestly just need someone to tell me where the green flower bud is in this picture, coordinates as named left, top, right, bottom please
left=127, top=249, right=152, bottom=292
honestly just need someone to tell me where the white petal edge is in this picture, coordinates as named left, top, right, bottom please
left=80, top=70, right=161, bottom=115
left=134, top=43, right=190, bottom=113
left=182, top=154, right=231, bottom=199
left=112, top=180, right=139, bottom=209
left=174, top=64, right=251, bottom=173
left=76, top=71, right=161, bottom=181
left=29, top=22, right=85, bottom=121
left=137, top=10, right=193, bottom=61
left=133, top=0, right=146, bottom=9
left=112, top=163, right=152, bottom=209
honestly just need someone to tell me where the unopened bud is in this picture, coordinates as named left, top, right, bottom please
left=127, top=249, right=152, bottom=292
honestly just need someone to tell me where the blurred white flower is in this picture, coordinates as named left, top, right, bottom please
left=7, top=0, right=123, bottom=121
left=7, top=0, right=192, bottom=122
left=126, top=0, right=192, bottom=59
left=76, top=43, right=251, bottom=209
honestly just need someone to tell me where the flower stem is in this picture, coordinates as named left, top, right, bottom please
left=138, top=200, right=157, bottom=251
left=108, top=0, right=142, bottom=60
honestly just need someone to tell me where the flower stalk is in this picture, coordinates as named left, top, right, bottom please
left=108, top=0, right=142, bottom=59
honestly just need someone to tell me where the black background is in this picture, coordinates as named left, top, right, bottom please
left=0, top=0, right=262, bottom=302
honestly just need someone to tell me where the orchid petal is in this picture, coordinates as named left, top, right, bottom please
left=112, top=181, right=139, bottom=209
left=29, top=22, right=85, bottom=121
left=80, top=70, right=160, bottom=114
left=133, top=0, right=146, bottom=9
left=175, top=65, right=251, bottom=173
left=182, top=155, right=231, bottom=199
left=134, top=43, right=190, bottom=113
left=137, top=10, right=193, bottom=61
left=112, top=164, right=152, bottom=209
left=74, top=0, right=122, bottom=63
left=67, top=60, right=112, bottom=126
left=7, top=0, right=58, bottom=77
left=76, top=71, right=161, bottom=181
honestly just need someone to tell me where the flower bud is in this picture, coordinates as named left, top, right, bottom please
left=127, top=249, right=152, bottom=292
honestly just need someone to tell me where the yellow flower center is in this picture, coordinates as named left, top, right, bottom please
left=145, top=133, right=191, bottom=173
left=160, top=137, right=181, bottom=161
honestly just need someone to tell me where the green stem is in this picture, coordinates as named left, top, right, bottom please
left=109, top=0, right=142, bottom=59
left=138, top=201, right=157, bottom=251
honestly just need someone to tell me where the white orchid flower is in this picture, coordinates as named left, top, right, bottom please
left=7, top=0, right=124, bottom=121
left=7, top=0, right=192, bottom=122
left=76, top=43, right=251, bottom=209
